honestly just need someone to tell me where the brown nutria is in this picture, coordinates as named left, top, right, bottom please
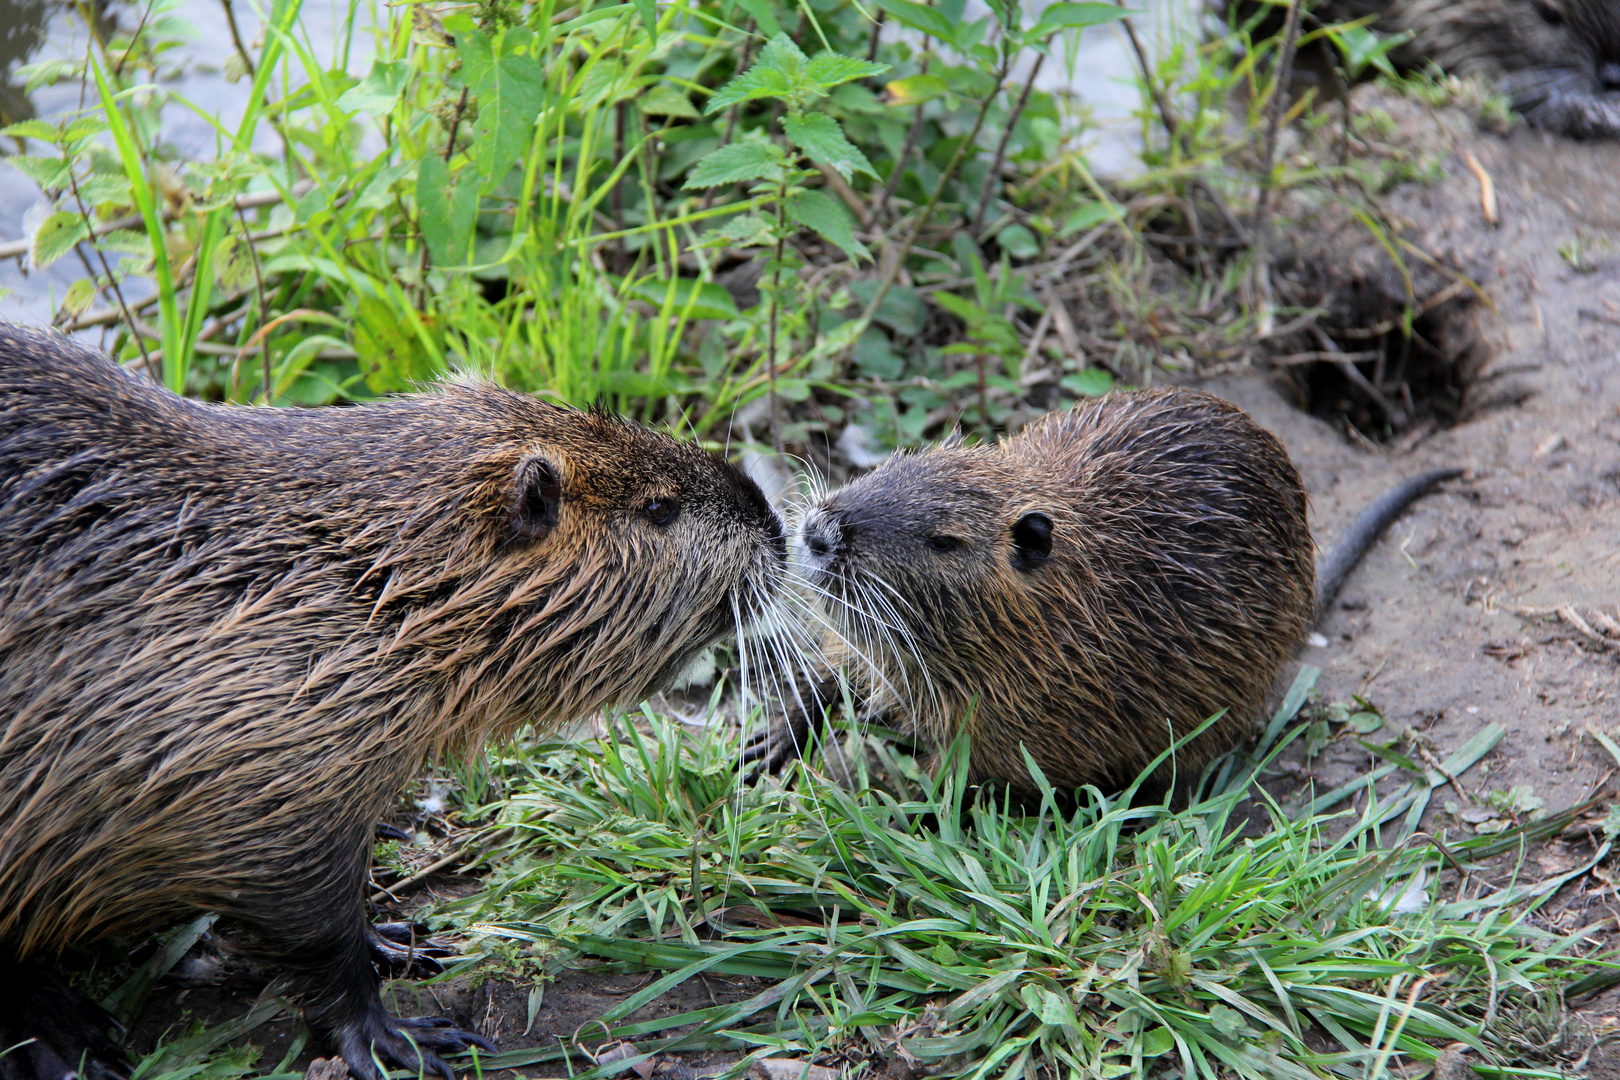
left=1257, top=0, right=1620, bottom=138
left=746, top=387, right=1459, bottom=800
left=0, top=323, right=786, bottom=1080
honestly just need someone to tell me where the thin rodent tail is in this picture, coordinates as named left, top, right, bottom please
left=1314, top=467, right=1465, bottom=621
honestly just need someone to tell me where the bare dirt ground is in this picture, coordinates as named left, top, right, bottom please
left=119, top=90, right=1620, bottom=1077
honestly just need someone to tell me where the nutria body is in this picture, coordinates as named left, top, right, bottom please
left=755, top=388, right=1456, bottom=799
left=1304, top=0, right=1620, bottom=137
left=0, top=324, right=785, bottom=1080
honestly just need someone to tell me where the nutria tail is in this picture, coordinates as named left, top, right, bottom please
left=1314, top=467, right=1464, bottom=620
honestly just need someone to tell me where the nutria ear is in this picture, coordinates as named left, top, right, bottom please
left=509, top=455, right=561, bottom=540
left=1010, top=512, right=1053, bottom=571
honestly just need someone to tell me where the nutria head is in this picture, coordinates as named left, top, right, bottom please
left=793, top=388, right=1315, bottom=797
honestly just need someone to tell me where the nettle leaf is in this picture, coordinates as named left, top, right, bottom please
left=802, top=52, right=888, bottom=92
left=30, top=210, right=89, bottom=269
left=885, top=73, right=947, bottom=106
left=96, top=228, right=156, bottom=255
left=873, top=0, right=959, bottom=47
left=461, top=29, right=545, bottom=185
left=785, top=188, right=868, bottom=263
left=336, top=57, right=412, bottom=116
left=642, top=84, right=700, bottom=119
left=713, top=213, right=775, bottom=248
left=76, top=173, right=132, bottom=204
left=1027, top=1, right=1129, bottom=40
left=0, top=119, right=63, bottom=142
left=783, top=113, right=874, bottom=179
left=683, top=141, right=786, bottom=188
left=5, top=155, right=71, bottom=190
left=417, top=154, right=479, bottom=266
left=705, top=34, right=807, bottom=113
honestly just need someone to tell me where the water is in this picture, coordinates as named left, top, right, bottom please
left=0, top=0, right=1197, bottom=329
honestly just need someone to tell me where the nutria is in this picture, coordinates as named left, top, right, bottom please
left=1271, top=0, right=1620, bottom=138
left=747, top=387, right=1459, bottom=799
left=0, top=324, right=786, bottom=1080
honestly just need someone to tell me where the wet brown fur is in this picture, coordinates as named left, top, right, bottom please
left=791, top=388, right=1314, bottom=799
left=1291, top=0, right=1620, bottom=137
left=0, top=324, right=784, bottom=1076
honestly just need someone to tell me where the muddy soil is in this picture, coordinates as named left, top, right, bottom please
left=112, top=88, right=1620, bottom=1078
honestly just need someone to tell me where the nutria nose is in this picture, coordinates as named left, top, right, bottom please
left=799, top=510, right=841, bottom=564
left=1601, top=62, right=1620, bottom=90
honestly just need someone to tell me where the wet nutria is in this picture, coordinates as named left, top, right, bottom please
left=1282, top=0, right=1620, bottom=138
left=0, top=324, right=786, bottom=1080
left=748, top=387, right=1458, bottom=799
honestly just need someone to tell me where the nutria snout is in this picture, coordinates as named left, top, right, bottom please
left=0, top=323, right=785, bottom=1080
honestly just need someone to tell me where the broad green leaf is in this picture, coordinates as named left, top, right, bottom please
left=995, top=223, right=1039, bottom=258
left=633, top=0, right=657, bottom=40
left=60, top=277, right=96, bottom=319
left=336, top=58, right=411, bottom=115
left=1027, top=1, right=1129, bottom=40
left=30, top=210, right=89, bottom=269
left=0, top=119, right=63, bottom=142
left=873, top=0, right=958, bottom=46
left=885, top=73, right=947, bottom=106
left=97, top=228, right=156, bottom=254
left=460, top=29, right=545, bottom=184
left=1140, top=1028, right=1176, bottom=1057
left=627, top=277, right=741, bottom=320
left=705, top=34, right=807, bottom=112
left=783, top=113, right=874, bottom=179
left=642, top=84, right=700, bottom=119
left=76, top=172, right=133, bottom=204
left=4, top=154, right=70, bottom=190
left=417, top=155, right=479, bottom=266
left=802, top=52, right=888, bottom=91
left=1062, top=368, right=1114, bottom=397
left=727, top=0, right=781, bottom=36
left=683, top=141, right=786, bottom=188
left=785, top=188, right=868, bottom=262
left=712, top=212, right=775, bottom=247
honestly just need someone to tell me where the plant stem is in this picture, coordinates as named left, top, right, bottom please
left=220, top=0, right=256, bottom=78
left=767, top=176, right=786, bottom=456
left=843, top=57, right=1010, bottom=370
left=1247, top=0, right=1305, bottom=325
left=237, top=204, right=273, bottom=402
left=66, top=151, right=152, bottom=373
left=972, top=51, right=1044, bottom=235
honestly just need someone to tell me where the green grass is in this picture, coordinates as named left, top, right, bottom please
left=376, top=672, right=1614, bottom=1080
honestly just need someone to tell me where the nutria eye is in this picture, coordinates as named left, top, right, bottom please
left=645, top=497, right=680, bottom=526
left=926, top=535, right=962, bottom=553
left=1010, top=512, right=1053, bottom=572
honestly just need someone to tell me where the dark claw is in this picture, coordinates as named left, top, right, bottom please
left=334, top=1007, right=495, bottom=1080
left=373, top=822, right=411, bottom=843
left=367, top=922, right=453, bottom=978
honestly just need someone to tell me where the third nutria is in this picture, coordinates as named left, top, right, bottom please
left=0, top=324, right=786, bottom=1080
left=1292, top=0, right=1620, bottom=138
left=749, top=388, right=1457, bottom=799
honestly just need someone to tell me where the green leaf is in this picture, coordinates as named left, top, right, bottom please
left=1062, top=368, right=1114, bottom=397
left=783, top=113, right=874, bottom=179
left=802, top=52, right=888, bottom=92
left=626, top=277, right=741, bottom=320
left=705, top=34, right=806, bottom=112
left=642, top=84, right=700, bottom=119
left=1027, top=2, right=1129, bottom=40
left=633, top=0, right=657, bottom=40
left=336, top=57, right=411, bottom=116
left=76, top=172, right=133, bottom=204
left=711, top=212, right=775, bottom=248
left=727, top=0, right=781, bottom=35
left=30, top=210, right=89, bottom=269
left=97, top=228, right=156, bottom=254
left=59, top=277, right=96, bottom=319
left=460, top=29, right=545, bottom=185
left=995, top=223, right=1039, bottom=258
left=1209, top=1004, right=1248, bottom=1039
left=785, top=188, right=868, bottom=262
left=417, top=155, right=479, bottom=266
left=873, top=0, right=959, bottom=46
left=885, top=73, right=947, bottom=106
left=1140, top=1027, right=1176, bottom=1057
left=0, top=119, right=63, bottom=142
left=683, top=141, right=786, bottom=188
left=4, top=154, right=70, bottom=190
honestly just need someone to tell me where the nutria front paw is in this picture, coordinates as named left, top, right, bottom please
left=333, top=1010, right=495, bottom=1080
left=367, top=922, right=453, bottom=977
left=739, top=711, right=816, bottom=780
